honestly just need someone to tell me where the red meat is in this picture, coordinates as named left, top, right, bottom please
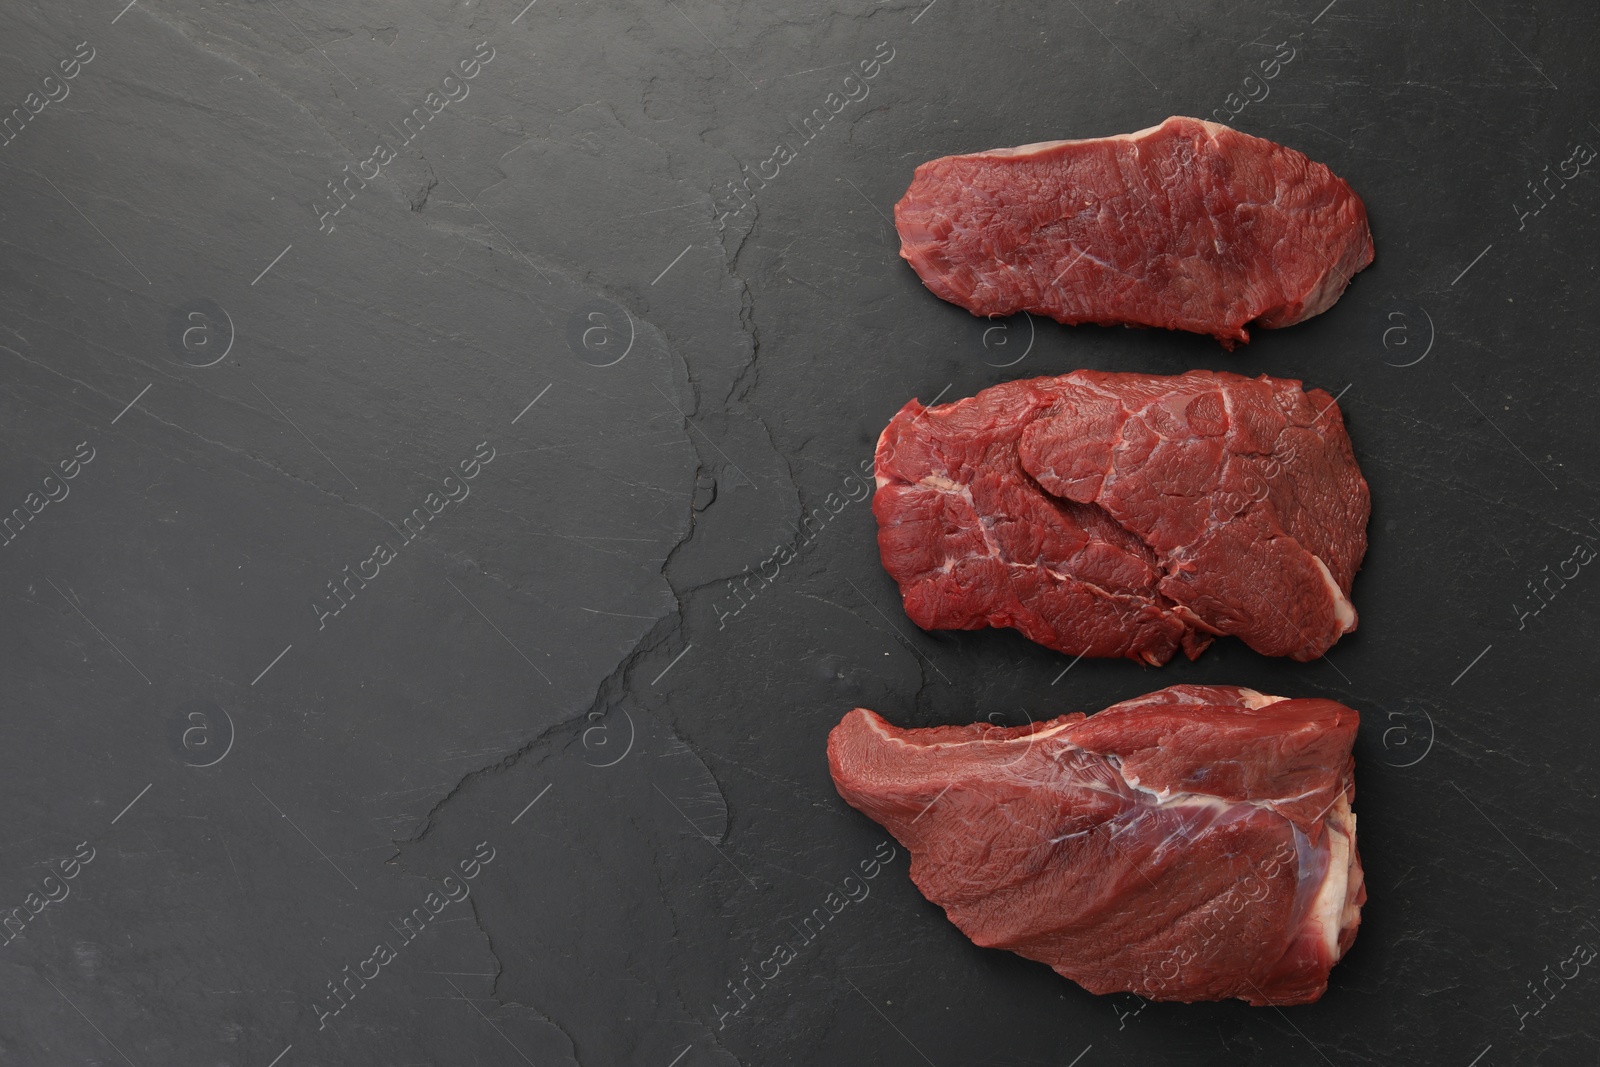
left=895, top=116, right=1374, bottom=347
left=873, top=369, right=1369, bottom=664
left=827, top=685, right=1365, bottom=1005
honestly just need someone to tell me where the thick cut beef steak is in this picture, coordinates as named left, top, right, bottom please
left=828, top=685, right=1364, bottom=1005
left=895, top=116, right=1374, bottom=346
left=873, top=369, right=1368, bottom=664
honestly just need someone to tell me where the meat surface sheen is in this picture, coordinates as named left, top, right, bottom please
left=827, top=685, right=1365, bottom=1005
left=873, top=369, right=1368, bottom=664
left=895, top=116, right=1374, bottom=347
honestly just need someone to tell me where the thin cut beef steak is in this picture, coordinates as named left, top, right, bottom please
left=873, top=369, right=1368, bottom=663
left=827, top=685, right=1364, bottom=1005
left=895, top=116, right=1374, bottom=347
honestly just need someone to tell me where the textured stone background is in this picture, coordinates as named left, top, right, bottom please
left=1, top=0, right=1596, bottom=1064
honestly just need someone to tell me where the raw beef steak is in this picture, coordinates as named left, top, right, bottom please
left=827, top=685, right=1364, bottom=1005
left=895, top=116, right=1374, bottom=346
left=873, top=369, right=1368, bottom=664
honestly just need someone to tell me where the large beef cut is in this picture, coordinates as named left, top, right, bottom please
left=873, top=369, right=1368, bottom=664
left=895, top=116, right=1374, bottom=347
left=827, top=685, right=1364, bottom=1005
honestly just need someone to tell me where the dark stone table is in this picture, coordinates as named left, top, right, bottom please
left=2, top=0, right=1595, bottom=1063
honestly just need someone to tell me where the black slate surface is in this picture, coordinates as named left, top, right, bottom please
left=2, top=1, right=1598, bottom=1064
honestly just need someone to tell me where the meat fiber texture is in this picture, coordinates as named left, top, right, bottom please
left=873, top=369, right=1368, bottom=664
left=827, top=685, right=1365, bottom=1005
left=895, top=116, right=1374, bottom=347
